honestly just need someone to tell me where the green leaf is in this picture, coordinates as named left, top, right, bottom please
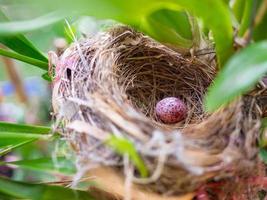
left=2, top=157, right=76, bottom=175
left=253, top=1, right=267, bottom=41
left=0, top=121, right=51, bottom=134
left=0, top=139, right=37, bottom=156
left=259, top=118, right=267, bottom=147
left=262, top=118, right=267, bottom=130
left=238, top=0, right=254, bottom=36
left=0, top=122, right=51, bottom=156
left=0, top=132, right=50, bottom=154
left=141, top=9, right=193, bottom=48
left=0, top=11, right=67, bottom=36
left=0, top=9, right=48, bottom=70
left=173, top=0, right=234, bottom=66
left=0, top=9, right=47, bottom=61
left=259, top=148, right=267, bottom=164
left=232, top=0, right=246, bottom=23
left=205, top=41, right=267, bottom=112
left=0, top=9, right=51, bottom=61
left=64, top=23, right=77, bottom=43
left=0, top=192, right=19, bottom=200
left=42, top=72, right=53, bottom=82
left=0, top=132, right=49, bottom=148
left=0, top=48, right=48, bottom=70
left=0, top=176, right=93, bottom=200
left=4, top=0, right=234, bottom=65
left=223, top=0, right=230, bottom=4
left=148, top=9, right=193, bottom=40
left=106, top=136, right=148, bottom=178
left=77, top=0, right=235, bottom=65
left=0, top=34, right=48, bottom=62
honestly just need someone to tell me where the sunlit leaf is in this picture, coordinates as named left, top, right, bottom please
left=64, top=23, right=77, bottom=43
left=2, top=0, right=234, bottom=65
left=0, top=9, right=47, bottom=61
left=0, top=139, right=36, bottom=156
left=2, top=157, right=76, bottom=175
left=205, top=41, right=267, bottom=112
left=106, top=136, right=148, bottom=178
left=0, top=9, right=48, bottom=71
left=0, top=123, right=51, bottom=156
left=0, top=133, right=47, bottom=147
left=0, top=121, right=51, bottom=134
left=0, top=35, right=47, bottom=62
left=0, top=132, right=49, bottom=148
left=0, top=11, right=68, bottom=35
left=0, top=176, right=93, bottom=200
left=77, top=0, right=235, bottom=65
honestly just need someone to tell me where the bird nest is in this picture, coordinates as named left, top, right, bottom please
left=51, top=26, right=263, bottom=199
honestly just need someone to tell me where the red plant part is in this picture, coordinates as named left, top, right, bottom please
left=247, top=176, right=267, bottom=188
left=195, top=176, right=267, bottom=200
left=196, top=186, right=210, bottom=200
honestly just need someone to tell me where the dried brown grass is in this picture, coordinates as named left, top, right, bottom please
left=51, top=26, right=263, bottom=199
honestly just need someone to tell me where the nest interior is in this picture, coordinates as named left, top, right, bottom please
left=52, top=26, right=262, bottom=196
left=114, top=33, right=214, bottom=126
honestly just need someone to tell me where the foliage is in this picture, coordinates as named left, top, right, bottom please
left=0, top=9, right=49, bottom=70
left=0, top=176, right=93, bottom=200
left=106, top=136, right=148, bottom=178
left=0, top=0, right=267, bottom=199
left=205, top=41, right=267, bottom=112
left=0, top=122, right=51, bottom=156
left=0, top=10, right=47, bottom=61
left=0, top=157, right=76, bottom=175
left=0, top=0, right=234, bottom=65
left=0, top=121, right=50, bottom=134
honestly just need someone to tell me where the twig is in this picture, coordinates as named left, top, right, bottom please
left=0, top=46, right=28, bottom=104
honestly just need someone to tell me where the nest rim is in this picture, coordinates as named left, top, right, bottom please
left=51, top=25, right=261, bottom=197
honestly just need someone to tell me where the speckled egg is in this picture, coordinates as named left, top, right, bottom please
left=155, top=97, right=187, bottom=124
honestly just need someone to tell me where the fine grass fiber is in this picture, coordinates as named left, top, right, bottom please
left=52, top=26, right=264, bottom=199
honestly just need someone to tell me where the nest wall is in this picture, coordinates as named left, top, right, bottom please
left=52, top=26, right=261, bottom=196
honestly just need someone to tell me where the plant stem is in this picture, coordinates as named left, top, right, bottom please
left=1, top=56, right=28, bottom=104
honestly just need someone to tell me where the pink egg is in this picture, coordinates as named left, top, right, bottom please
left=155, top=97, right=187, bottom=124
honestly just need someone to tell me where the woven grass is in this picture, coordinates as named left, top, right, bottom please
left=51, top=26, right=264, bottom=199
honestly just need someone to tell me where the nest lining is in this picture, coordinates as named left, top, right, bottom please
left=52, top=26, right=262, bottom=196
left=115, top=40, right=214, bottom=126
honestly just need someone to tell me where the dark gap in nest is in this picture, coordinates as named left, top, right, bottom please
left=66, top=68, right=72, bottom=80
